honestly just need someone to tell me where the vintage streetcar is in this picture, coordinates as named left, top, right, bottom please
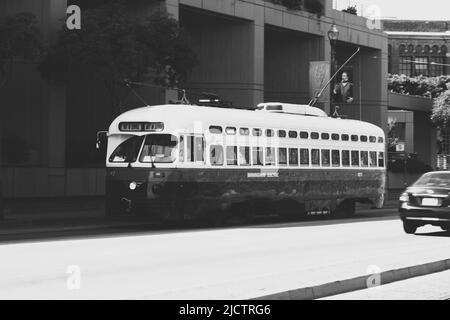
left=100, top=101, right=386, bottom=223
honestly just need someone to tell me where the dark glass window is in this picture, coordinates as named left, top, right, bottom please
left=360, top=136, right=368, bottom=142
left=332, top=150, right=340, bottom=166
left=321, top=150, right=330, bottom=166
left=253, top=128, right=262, bottom=136
left=139, top=134, right=178, bottom=163
left=311, top=149, right=320, bottom=165
left=225, top=127, right=236, bottom=135
left=351, top=151, right=359, bottom=166
left=289, top=131, right=298, bottom=138
left=378, top=152, right=385, bottom=167
left=252, top=147, right=264, bottom=166
left=186, top=136, right=204, bottom=162
left=278, top=130, right=287, bottom=138
left=332, top=134, right=340, bottom=141
left=109, top=135, right=144, bottom=163
left=289, top=148, right=298, bottom=166
left=210, top=145, right=224, bottom=166
left=209, top=126, right=222, bottom=134
left=369, top=136, right=376, bottom=143
left=227, top=146, right=238, bottom=165
left=342, top=134, right=349, bottom=141
left=266, top=129, right=274, bottom=137
left=370, top=151, right=377, bottom=167
left=378, top=137, right=384, bottom=143
left=278, top=148, right=287, bottom=165
left=399, top=56, right=413, bottom=76
left=300, top=131, right=309, bottom=139
left=360, top=151, right=369, bottom=167
left=266, top=148, right=276, bottom=166
left=300, top=149, right=309, bottom=165
left=351, top=135, right=358, bottom=142
left=239, top=128, right=249, bottom=136
left=342, top=150, right=350, bottom=166
left=239, top=147, right=250, bottom=166
left=321, top=133, right=330, bottom=140
left=311, top=132, right=319, bottom=140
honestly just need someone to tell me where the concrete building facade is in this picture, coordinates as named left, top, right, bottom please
left=0, top=0, right=388, bottom=198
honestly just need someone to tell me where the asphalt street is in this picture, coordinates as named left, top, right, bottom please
left=0, top=207, right=449, bottom=300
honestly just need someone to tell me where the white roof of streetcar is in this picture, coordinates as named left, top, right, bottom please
left=108, top=103, right=385, bottom=138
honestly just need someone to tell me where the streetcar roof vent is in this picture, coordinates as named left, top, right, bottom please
left=256, top=103, right=328, bottom=117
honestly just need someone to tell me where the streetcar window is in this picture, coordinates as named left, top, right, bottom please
left=109, top=135, right=144, bottom=163
left=321, top=133, right=330, bottom=140
left=311, top=132, right=319, bottom=140
left=369, top=136, right=377, bottom=143
left=300, top=149, right=309, bottom=166
left=332, top=134, right=340, bottom=141
left=266, top=148, right=276, bottom=166
left=378, top=152, right=385, bottom=167
left=351, top=135, right=359, bottom=142
left=239, top=147, right=251, bottom=166
left=300, top=131, right=309, bottom=139
left=227, top=146, right=238, bottom=165
left=360, top=136, right=368, bottom=142
left=278, top=148, right=287, bottom=166
left=186, top=136, right=205, bottom=162
left=341, top=134, right=349, bottom=141
left=266, top=129, right=274, bottom=137
left=360, top=151, right=369, bottom=167
left=370, top=151, right=377, bottom=167
left=252, top=147, right=264, bottom=166
left=311, top=149, right=320, bottom=166
left=351, top=151, right=359, bottom=166
left=332, top=150, right=340, bottom=166
left=179, top=135, right=184, bottom=162
left=210, top=145, right=224, bottom=166
left=209, top=126, right=222, bottom=134
left=289, top=131, right=298, bottom=139
left=289, top=148, right=299, bottom=166
left=226, top=127, right=237, bottom=135
left=378, top=137, right=384, bottom=143
left=342, top=150, right=350, bottom=166
left=139, top=134, right=178, bottom=163
left=321, top=150, right=330, bottom=166
left=253, top=128, right=262, bottom=137
left=278, top=130, right=287, bottom=138
left=239, top=128, right=249, bottom=136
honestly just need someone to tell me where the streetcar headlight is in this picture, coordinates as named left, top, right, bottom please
left=399, top=192, right=410, bottom=202
left=129, top=181, right=137, bottom=190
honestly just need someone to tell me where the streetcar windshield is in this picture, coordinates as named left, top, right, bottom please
left=109, top=135, right=144, bottom=163
left=413, top=172, right=450, bottom=187
left=139, top=134, right=178, bottom=163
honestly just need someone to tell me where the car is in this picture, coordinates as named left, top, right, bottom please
left=399, top=171, right=450, bottom=234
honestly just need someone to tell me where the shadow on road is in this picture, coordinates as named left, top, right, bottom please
left=0, top=207, right=400, bottom=245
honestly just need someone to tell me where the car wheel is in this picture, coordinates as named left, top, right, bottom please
left=403, top=221, right=418, bottom=234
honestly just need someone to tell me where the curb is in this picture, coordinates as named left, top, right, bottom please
left=252, top=259, right=450, bottom=300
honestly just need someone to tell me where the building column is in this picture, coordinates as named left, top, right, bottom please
left=250, top=20, right=265, bottom=107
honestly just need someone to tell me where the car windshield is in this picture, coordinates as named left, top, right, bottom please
left=413, top=172, right=450, bottom=187
left=139, top=134, right=178, bottom=163
left=109, top=135, right=144, bottom=163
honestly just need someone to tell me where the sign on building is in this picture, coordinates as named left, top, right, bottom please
left=309, top=61, right=330, bottom=103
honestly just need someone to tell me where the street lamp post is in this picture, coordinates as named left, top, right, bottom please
left=328, top=23, right=339, bottom=111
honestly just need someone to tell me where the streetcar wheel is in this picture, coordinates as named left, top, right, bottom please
left=333, top=200, right=355, bottom=219
left=403, top=221, right=418, bottom=234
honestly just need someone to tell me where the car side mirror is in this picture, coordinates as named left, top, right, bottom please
left=96, top=131, right=108, bottom=150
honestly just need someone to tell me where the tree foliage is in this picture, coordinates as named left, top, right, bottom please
left=39, top=1, right=197, bottom=107
left=0, top=12, right=42, bottom=89
left=388, top=74, right=450, bottom=99
left=431, top=89, right=450, bottom=129
left=268, top=0, right=323, bottom=16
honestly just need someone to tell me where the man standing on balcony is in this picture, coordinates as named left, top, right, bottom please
left=333, top=72, right=354, bottom=103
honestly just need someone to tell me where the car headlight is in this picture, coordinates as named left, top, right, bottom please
left=399, top=192, right=410, bottom=202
